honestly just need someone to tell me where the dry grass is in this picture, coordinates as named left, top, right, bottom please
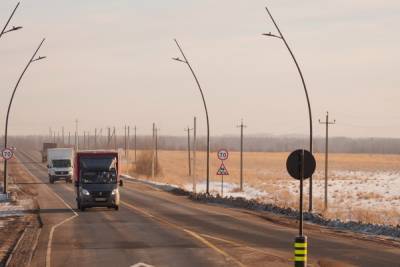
left=122, top=150, right=400, bottom=186
left=120, top=150, right=400, bottom=225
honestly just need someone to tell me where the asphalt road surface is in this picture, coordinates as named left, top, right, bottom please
left=14, top=150, right=400, bottom=267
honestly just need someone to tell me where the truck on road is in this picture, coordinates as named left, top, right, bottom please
left=47, top=148, right=74, bottom=183
left=74, top=151, right=120, bottom=211
left=41, top=143, right=57, bottom=162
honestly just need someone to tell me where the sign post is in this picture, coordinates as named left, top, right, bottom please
left=286, top=149, right=316, bottom=267
left=1, top=148, right=14, bottom=161
left=217, top=149, right=229, bottom=197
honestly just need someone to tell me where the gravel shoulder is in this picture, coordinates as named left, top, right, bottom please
left=0, top=159, right=42, bottom=267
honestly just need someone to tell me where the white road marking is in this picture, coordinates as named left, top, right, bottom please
left=130, top=263, right=154, bottom=267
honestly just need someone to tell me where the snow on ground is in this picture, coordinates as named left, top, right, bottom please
left=126, top=170, right=400, bottom=213
left=0, top=193, right=8, bottom=202
left=283, top=170, right=400, bottom=211
left=123, top=171, right=400, bottom=224
left=122, top=174, right=180, bottom=192
left=184, top=181, right=270, bottom=199
left=0, top=202, right=25, bottom=219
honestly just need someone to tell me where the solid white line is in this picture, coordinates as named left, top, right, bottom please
left=16, top=153, right=78, bottom=267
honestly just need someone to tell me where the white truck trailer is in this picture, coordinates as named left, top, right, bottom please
left=47, top=148, right=74, bottom=183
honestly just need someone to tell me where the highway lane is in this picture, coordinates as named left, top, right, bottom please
left=17, top=151, right=246, bottom=267
left=16, top=150, right=400, bottom=267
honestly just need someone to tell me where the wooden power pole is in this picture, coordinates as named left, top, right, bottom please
left=319, top=112, right=336, bottom=210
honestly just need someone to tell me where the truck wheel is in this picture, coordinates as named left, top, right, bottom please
left=80, top=205, right=85, bottom=211
left=114, top=205, right=119, bottom=211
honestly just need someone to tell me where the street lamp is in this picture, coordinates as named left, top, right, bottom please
left=0, top=2, right=23, bottom=39
left=172, top=39, right=211, bottom=195
left=3, top=38, right=46, bottom=194
left=262, top=6, right=314, bottom=211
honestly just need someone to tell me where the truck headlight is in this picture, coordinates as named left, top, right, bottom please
left=111, top=189, right=118, bottom=195
left=81, top=188, right=90, bottom=196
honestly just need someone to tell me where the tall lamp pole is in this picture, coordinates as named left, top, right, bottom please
left=0, top=2, right=23, bottom=39
left=3, top=38, right=46, bottom=193
left=172, top=39, right=211, bottom=194
left=262, top=7, right=314, bottom=211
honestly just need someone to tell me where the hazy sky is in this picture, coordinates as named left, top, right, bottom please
left=1, top=1, right=399, bottom=138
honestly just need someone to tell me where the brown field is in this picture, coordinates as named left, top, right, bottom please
left=121, top=150, right=400, bottom=226
left=122, top=150, right=400, bottom=185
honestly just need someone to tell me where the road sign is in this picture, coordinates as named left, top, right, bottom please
left=286, top=149, right=316, bottom=180
left=217, top=162, right=229, bottom=176
left=217, top=149, right=229, bottom=161
left=1, top=148, right=14, bottom=161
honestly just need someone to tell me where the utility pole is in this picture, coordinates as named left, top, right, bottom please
left=75, top=119, right=78, bottom=151
left=87, top=131, right=90, bottom=149
left=0, top=2, right=22, bottom=40
left=185, top=126, right=193, bottom=176
left=193, top=117, right=197, bottom=193
left=127, top=126, right=130, bottom=163
left=124, top=125, right=126, bottom=157
left=263, top=7, right=314, bottom=212
left=62, top=127, right=64, bottom=146
left=134, top=126, right=137, bottom=163
left=151, top=123, right=155, bottom=178
left=155, top=127, right=159, bottom=175
left=107, top=127, right=111, bottom=149
left=237, top=119, right=247, bottom=191
left=68, top=132, right=71, bottom=146
left=113, top=127, right=116, bottom=150
left=2, top=38, right=46, bottom=194
left=173, top=39, right=211, bottom=194
left=83, top=132, right=86, bottom=149
left=319, top=112, right=336, bottom=211
left=94, top=128, right=97, bottom=149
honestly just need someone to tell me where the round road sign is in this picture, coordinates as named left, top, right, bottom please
left=1, top=148, right=14, bottom=161
left=217, top=149, right=229, bottom=161
left=286, top=149, right=316, bottom=180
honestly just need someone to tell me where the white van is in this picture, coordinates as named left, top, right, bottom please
left=47, top=148, right=74, bottom=183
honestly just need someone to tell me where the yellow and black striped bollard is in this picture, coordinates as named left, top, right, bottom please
left=294, top=236, right=307, bottom=266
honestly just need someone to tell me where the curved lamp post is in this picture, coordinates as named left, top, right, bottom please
left=3, top=38, right=46, bottom=194
left=172, top=39, right=211, bottom=194
left=0, top=2, right=23, bottom=39
left=262, top=7, right=314, bottom=211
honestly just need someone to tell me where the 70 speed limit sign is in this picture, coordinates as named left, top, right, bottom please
left=1, top=148, right=14, bottom=161
left=217, top=149, right=229, bottom=161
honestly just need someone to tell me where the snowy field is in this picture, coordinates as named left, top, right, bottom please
left=181, top=171, right=400, bottom=225
left=122, top=151, right=400, bottom=226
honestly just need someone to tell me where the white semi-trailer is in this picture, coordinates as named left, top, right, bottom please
left=47, top=148, right=74, bottom=183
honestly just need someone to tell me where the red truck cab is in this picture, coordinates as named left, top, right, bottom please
left=74, top=151, right=121, bottom=211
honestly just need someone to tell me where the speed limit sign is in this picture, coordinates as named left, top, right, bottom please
left=217, top=149, right=229, bottom=161
left=1, top=148, right=14, bottom=161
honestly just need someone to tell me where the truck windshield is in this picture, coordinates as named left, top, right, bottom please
left=79, top=156, right=117, bottom=184
left=52, top=159, right=71, bottom=168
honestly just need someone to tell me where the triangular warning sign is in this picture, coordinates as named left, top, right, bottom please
left=217, top=162, right=229, bottom=175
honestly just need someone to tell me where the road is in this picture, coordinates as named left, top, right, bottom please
left=14, top=150, right=400, bottom=267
